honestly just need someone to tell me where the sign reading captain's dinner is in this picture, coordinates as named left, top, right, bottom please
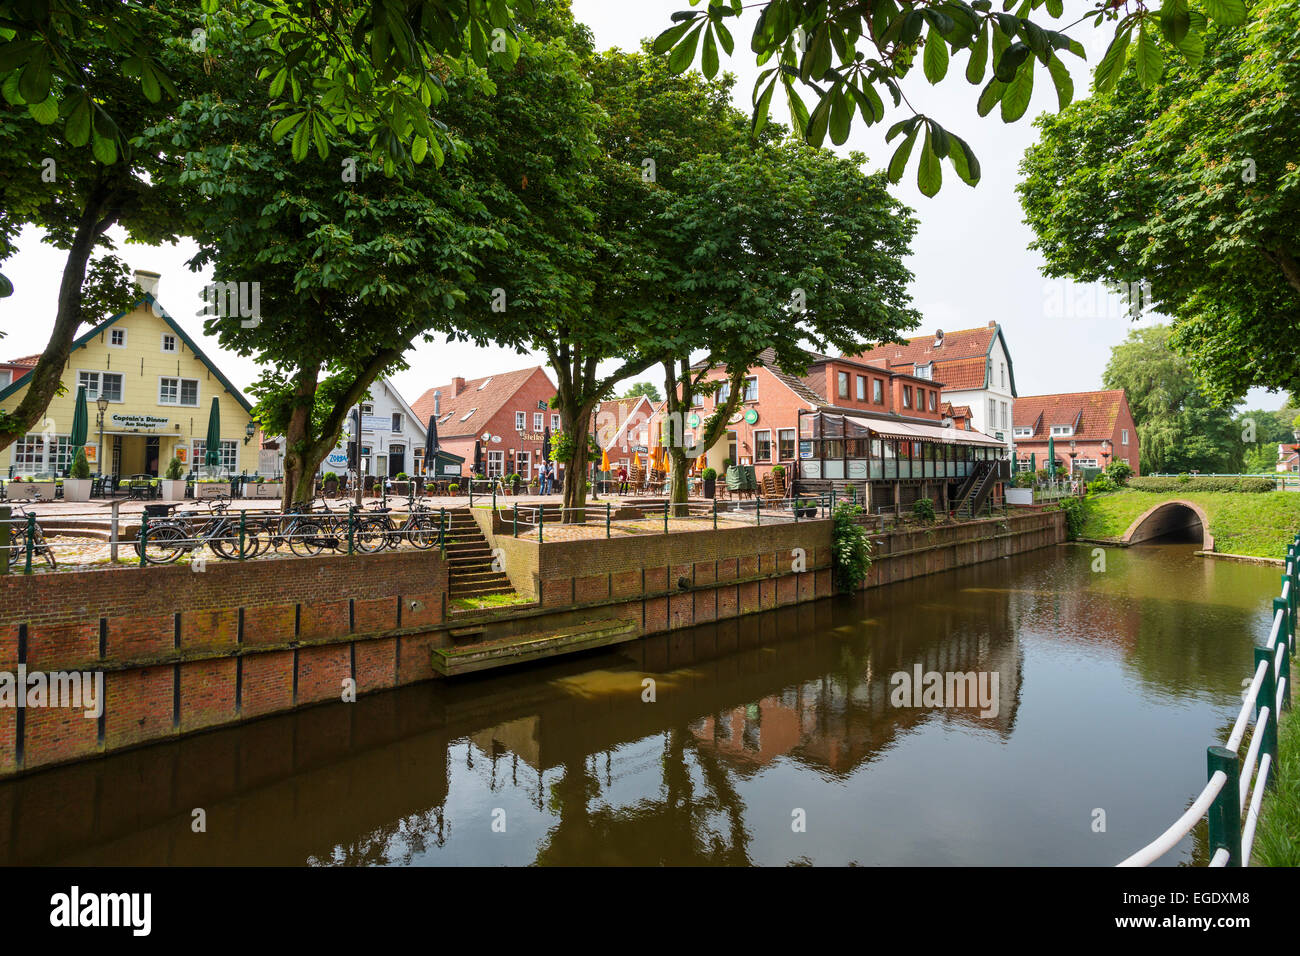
left=111, top=414, right=169, bottom=429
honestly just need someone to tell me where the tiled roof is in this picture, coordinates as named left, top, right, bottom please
left=848, top=325, right=996, bottom=369
left=410, top=366, right=549, bottom=439
left=4, top=355, right=40, bottom=367
left=592, top=396, right=653, bottom=448
left=752, top=348, right=827, bottom=406
left=1012, top=390, right=1129, bottom=443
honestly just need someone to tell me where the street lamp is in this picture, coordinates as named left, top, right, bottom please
left=1101, top=439, right=1112, bottom=467
left=1068, top=439, right=1078, bottom=476
left=95, top=395, right=110, bottom=477
left=244, top=420, right=256, bottom=445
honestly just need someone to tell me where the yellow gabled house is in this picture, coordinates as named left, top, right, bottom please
left=0, top=275, right=255, bottom=478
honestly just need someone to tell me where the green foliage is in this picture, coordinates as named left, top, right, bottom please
left=1020, top=0, right=1300, bottom=401
left=653, top=0, right=1242, bottom=195
left=1128, top=476, right=1276, bottom=493
left=912, top=497, right=936, bottom=522
left=69, top=447, right=90, bottom=479
left=623, top=382, right=662, bottom=403
left=1059, top=497, right=1086, bottom=539
left=1087, top=474, right=1118, bottom=495
left=1013, top=471, right=1035, bottom=488
left=322, top=472, right=339, bottom=483
left=831, top=503, right=872, bottom=594
left=1103, top=460, right=1134, bottom=484
left=701, top=467, right=717, bottom=480
left=165, top=457, right=184, bottom=480
left=1101, top=326, right=1243, bottom=474
left=1080, top=488, right=1300, bottom=557
left=1252, top=708, right=1300, bottom=867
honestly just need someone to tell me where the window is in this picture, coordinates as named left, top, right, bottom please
left=514, top=411, right=525, bottom=430
left=741, top=377, right=758, bottom=402
left=460, top=407, right=477, bottom=422
left=108, top=328, right=126, bottom=348
left=903, top=386, right=912, bottom=409
left=391, top=413, right=402, bottom=433
left=1000, top=402, right=1009, bottom=430
left=988, top=398, right=997, bottom=426
left=873, top=379, right=883, bottom=404
left=78, top=371, right=123, bottom=403
left=486, top=449, right=504, bottom=477
left=191, top=439, right=238, bottom=473
left=161, top=333, right=177, bottom=353
left=778, top=429, right=796, bottom=461
left=914, top=363, right=933, bottom=380
left=1076, top=458, right=1098, bottom=469
left=837, top=372, right=850, bottom=399
left=754, top=430, right=772, bottom=462
left=551, top=413, right=561, bottom=430
left=1000, top=363, right=1006, bottom=389
left=1014, top=426, right=1034, bottom=438
left=534, top=412, right=544, bottom=431
left=855, top=375, right=867, bottom=401
left=0, top=370, right=9, bottom=387
left=13, top=434, right=45, bottom=472
left=1050, top=425, right=1074, bottom=437
left=361, top=404, right=373, bottom=415
left=1122, top=429, right=1129, bottom=445
left=928, top=390, right=937, bottom=412
left=159, top=377, right=199, bottom=406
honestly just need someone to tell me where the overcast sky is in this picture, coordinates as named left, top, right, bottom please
left=0, top=1, right=1281, bottom=412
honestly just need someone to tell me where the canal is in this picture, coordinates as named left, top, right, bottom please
left=0, top=539, right=1280, bottom=866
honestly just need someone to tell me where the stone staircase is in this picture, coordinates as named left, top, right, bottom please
left=443, top=508, right=515, bottom=600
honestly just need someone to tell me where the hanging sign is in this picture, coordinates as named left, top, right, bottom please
left=744, top=408, right=759, bottom=424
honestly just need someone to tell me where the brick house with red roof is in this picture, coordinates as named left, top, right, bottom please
left=847, top=321, right=1018, bottom=458
left=593, top=395, right=656, bottom=470
left=1277, top=444, right=1299, bottom=474
left=0, top=354, right=38, bottom=389
left=410, top=366, right=558, bottom=481
left=1011, top=389, right=1139, bottom=476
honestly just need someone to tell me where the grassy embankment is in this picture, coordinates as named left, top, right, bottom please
left=1079, top=489, right=1300, bottom=558
left=1251, top=709, right=1300, bottom=866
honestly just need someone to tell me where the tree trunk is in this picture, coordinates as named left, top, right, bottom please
left=559, top=402, right=594, bottom=523
left=0, top=180, right=121, bottom=452
left=280, top=366, right=320, bottom=510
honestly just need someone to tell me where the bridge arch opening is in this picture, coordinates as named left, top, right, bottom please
left=1121, top=500, right=1214, bottom=551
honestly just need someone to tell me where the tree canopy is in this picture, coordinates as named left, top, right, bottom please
left=1019, top=0, right=1300, bottom=403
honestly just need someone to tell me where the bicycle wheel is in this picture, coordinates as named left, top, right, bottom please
left=408, top=514, right=437, bottom=549
left=288, top=519, right=327, bottom=556
left=135, top=524, right=189, bottom=564
left=354, top=518, right=390, bottom=553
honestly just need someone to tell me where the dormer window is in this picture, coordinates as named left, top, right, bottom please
left=1050, top=425, right=1074, bottom=437
left=461, top=407, right=477, bottom=422
left=1013, top=426, right=1034, bottom=438
left=914, top=363, right=933, bottom=380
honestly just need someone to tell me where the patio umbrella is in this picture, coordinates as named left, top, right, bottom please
left=425, top=414, right=439, bottom=476
left=1046, top=436, right=1055, bottom=477
left=472, top=440, right=483, bottom=476
left=1029, top=452, right=1036, bottom=474
left=68, top=385, right=89, bottom=472
left=600, top=447, right=611, bottom=472
left=542, top=426, right=551, bottom=464
left=204, top=398, right=221, bottom=468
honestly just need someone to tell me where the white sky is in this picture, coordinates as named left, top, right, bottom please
left=0, top=1, right=1281, bottom=412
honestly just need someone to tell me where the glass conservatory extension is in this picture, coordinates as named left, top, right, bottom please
left=797, top=412, right=1007, bottom=481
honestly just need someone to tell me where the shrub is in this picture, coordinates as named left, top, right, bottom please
left=506, top=473, right=520, bottom=483
left=1060, top=497, right=1086, bottom=539
left=1103, top=460, right=1133, bottom=484
left=1087, top=474, right=1117, bottom=495
left=1128, top=476, right=1275, bottom=493
left=69, top=448, right=91, bottom=480
left=912, top=497, right=935, bottom=522
left=1013, top=471, right=1035, bottom=488
left=164, top=457, right=184, bottom=480
left=396, top=472, right=409, bottom=481
left=831, top=503, right=872, bottom=593
left=323, top=471, right=339, bottom=483
left=722, top=458, right=732, bottom=471
left=771, top=464, right=785, bottom=476
left=701, top=467, right=717, bottom=480
left=448, top=483, right=460, bottom=494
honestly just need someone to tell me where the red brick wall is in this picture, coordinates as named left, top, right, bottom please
left=0, top=549, right=447, bottom=777
left=438, top=367, right=557, bottom=479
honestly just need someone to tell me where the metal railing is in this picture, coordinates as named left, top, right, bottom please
left=494, top=492, right=838, bottom=542
left=0, top=495, right=453, bottom=572
left=1117, top=531, right=1298, bottom=867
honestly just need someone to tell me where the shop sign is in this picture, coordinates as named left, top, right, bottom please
left=110, top=413, right=168, bottom=429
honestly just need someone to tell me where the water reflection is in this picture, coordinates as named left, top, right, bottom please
left=0, top=541, right=1277, bottom=866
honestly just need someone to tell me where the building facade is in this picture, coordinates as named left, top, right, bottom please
left=411, top=366, right=558, bottom=481
left=0, top=282, right=254, bottom=478
left=594, top=395, right=656, bottom=471
left=848, top=322, right=1018, bottom=458
left=1011, top=389, right=1140, bottom=476
left=309, top=377, right=429, bottom=479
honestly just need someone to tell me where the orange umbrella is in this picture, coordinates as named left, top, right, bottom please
left=600, top=447, right=611, bottom=472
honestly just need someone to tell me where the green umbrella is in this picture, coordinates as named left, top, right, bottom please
left=204, top=398, right=222, bottom=469
left=68, top=385, right=89, bottom=472
left=1047, top=436, right=1055, bottom=478
left=1029, top=451, right=1036, bottom=474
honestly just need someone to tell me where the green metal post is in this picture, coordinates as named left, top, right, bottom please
left=238, top=509, right=247, bottom=560
left=756, top=498, right=760, bottom=527
left=0, top=506, right=8, bottom=576
left=439, top=507, right=446, bottom=556
left=712, top=498, right=717, bottom=531
left=347, top=507, right=355, bottom=555
left=1275, top=597, right=1292, bottom=709
left=514, top=506, right=518, bottom=537
left=606, top=501, right=611, bottom=538
left=138, top=515, right=148, bottom=568
left=663, top=501, right=668, bottom=535
left=1206, top=746, right=1242, bottom=866
left=1255, top=645, right=1279, bottom=785
left=23, top=512, right=35, bottom=574
left=538, top=504, right=544, bottom=543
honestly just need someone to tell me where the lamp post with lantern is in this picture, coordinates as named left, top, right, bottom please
left=95, top=395, right=110, bottom=478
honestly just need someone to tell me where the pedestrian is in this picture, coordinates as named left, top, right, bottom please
left=617, top=463, right=628, bottom=494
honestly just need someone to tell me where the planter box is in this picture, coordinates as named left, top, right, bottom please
left=62, top=478, right=92, bottom=502
left=195, top=482, right=231, bottom=499
left=7, top=481, right=56, bottom=500
left=160, top=479, right=188, bottom=500
left=250, top=482, right=283, bottom=499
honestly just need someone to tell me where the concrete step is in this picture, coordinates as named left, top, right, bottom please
left=431, top=617, right=639, bottom=676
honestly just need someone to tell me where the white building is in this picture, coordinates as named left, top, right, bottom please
left=315, top=378, right=427, bottom=478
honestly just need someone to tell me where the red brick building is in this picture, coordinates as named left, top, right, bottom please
left=410, top=366, right=559, bottom=481
left=1011, top=389, right=1139, bottom=476
left=593, top=395, right=656, bottom=470
left=0, top=354, right=37, bottom=390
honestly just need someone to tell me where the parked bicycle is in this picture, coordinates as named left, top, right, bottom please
left=133, top=496, right=267, bottom=564
left=3, top=504, right=56, bottom=571
left=353, top=498, right=441, bottom=552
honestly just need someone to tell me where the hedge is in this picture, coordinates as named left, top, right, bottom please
left=1127, top=476, right=1276, bottom=494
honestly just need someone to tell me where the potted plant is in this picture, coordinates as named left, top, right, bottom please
left=448, top=482, right=460, bottom=496
left=506, top=472, right=521, bottom=495
left=63, top=448, right=93, bottom=502
left=701, top=467, right=717, bottom=499
left=195, top=476, right=231, bottom=498
left=160, top=457, right=187, bottom=499
left=392, top=472, right=411, bottom=496
left=322, top=471, right=340, bottom=496
left=796, top=498, right=818, bottom=518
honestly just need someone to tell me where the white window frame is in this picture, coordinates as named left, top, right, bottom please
left=1121, top=429, right=1129, bottom=445
left=191, top=438, right=239, bottom=474
left=161, top=333, right=177, bottom=353
left=534, top=412, right=544, bottom=431
left=486, top=449, right=505, bottom=478
left=777, top=428, right=796, bottom=462
left=753, top=429, right=772, bottom=462
left=914, top=363, right=933, bottom=381
left=1050, top=425, right=1074, bottom=437
left=108, top=328, right=127, bottom=349
left=551, top=413, right=561, bottom=430
left=515, top=411, right=526, bottom=431
left=391, top=413, right=402, bottom=434
left=1000, top=402, right=1008, bottom=429
left=78, top=370, right=124, bottom=404
left=742, top=376, right=758, bottom=402
left=158, top=376, right=200, bottom=407
left=1013, top=426, right=1033, bottom=438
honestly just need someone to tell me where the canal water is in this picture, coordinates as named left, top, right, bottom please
left=0, top=539, right=1281, bottom=866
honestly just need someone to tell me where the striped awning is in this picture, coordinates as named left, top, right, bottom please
left=844, top=416, right=1005, bottom=447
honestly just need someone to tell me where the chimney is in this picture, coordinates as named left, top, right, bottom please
left=133, top=269, right=161, bottom=298
left=451, top=377, right=466, bottom=397
left=988, top=320, right=997, bottom=328
left=433, top=390, right=441, bottom=416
